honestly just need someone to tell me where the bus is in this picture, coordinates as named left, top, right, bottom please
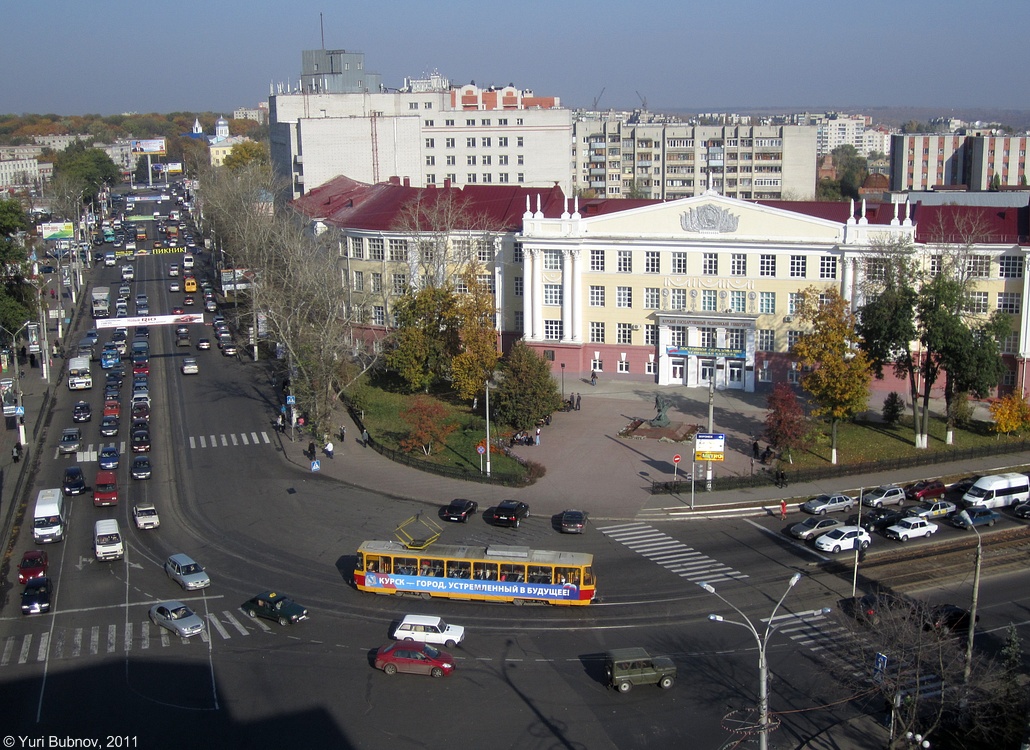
left=354, top=540, right=595, bottom=605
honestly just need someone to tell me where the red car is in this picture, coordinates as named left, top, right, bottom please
left=906, top=480, right=946, bottom=502
left=374, top=642, right=455, bottom=678
left=183, top=296, right=195, bottom=306
left=133, top=360, right=150, bottom=375
left=18, top=550, right=48, bottom=584
left=103, top=400, right=121, bottom=418
left=172, top=307, right=184, bottom=315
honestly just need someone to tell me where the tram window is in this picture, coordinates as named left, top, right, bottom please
left=473, top=562, right=498, bottom=580
left=555, top=567, right=579, bottom=585
left=528, top=565, right=552, bottom=584
left=499, top=563, right=526, bottom=582
left=583, top=567, right=594, bottom=585
left=420, top=558, right=445, bottom=577
left=395, top=557, right=418, bottom=576
left=447, top=560, right=471, bottom=578
left=366, top=555, right=391, bottom=574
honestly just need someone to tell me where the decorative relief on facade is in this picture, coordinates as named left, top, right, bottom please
left=680, top=204, right=739, bottom=233
left=666, top=277, right=754, bottom=290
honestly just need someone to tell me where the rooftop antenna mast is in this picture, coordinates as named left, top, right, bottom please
left=320, top=12, right=324, bottom=49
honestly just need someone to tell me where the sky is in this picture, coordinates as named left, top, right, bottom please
left=3, top=0, right=1029, bottom=117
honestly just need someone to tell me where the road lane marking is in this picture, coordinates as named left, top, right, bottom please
left=207, top=614, right=229, bottom=640
left=36, top=633, right=48, bottom=662
left=223, top=611, right=249, bottom=636
left=1, top=636, right=14, bottom=666
left=19, top=634, right=32, bottom=664
left=107, top=624, right=117, bottom=653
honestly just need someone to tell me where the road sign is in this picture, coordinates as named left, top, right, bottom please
left=310, top=460, right=321, bottom=472
left=673, top=454, right=681, bottom=464
left=477, top=445, right=486, bottom=455
left=286, top=395, right=296, bottom=405
left=874, top=652, right=888, bottom=683
left=14, top=406, right=24, bottom=416
left=694, top=432, right=726, bottom=462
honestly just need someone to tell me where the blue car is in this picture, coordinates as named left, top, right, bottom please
left=98, top=446, right=120, bottom=470
left=951, top=507, right=1000, bottom=529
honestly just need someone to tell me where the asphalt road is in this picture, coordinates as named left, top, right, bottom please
left=2, top=197, right=1030, bottom=749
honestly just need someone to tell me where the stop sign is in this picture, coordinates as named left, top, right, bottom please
left=673, top=454, right=681, bottom=464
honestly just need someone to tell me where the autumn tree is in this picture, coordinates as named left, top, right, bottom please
left=792, top=287, right=871, bottom=464
left=989, top=393, right=1030, bottom=437
left=223, top=140, right=270, bottom=171
left=450, top=264, right=500, bottom=402
left=492, top=341, right=562, bottom=430
left=399, top=396, right=458, bottom=456
left=763, top=382, right=808, bottom=463
left=387, top=286, right=461, bottom=394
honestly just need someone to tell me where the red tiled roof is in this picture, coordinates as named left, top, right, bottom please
left=911, top=203, right=1029, bottom=245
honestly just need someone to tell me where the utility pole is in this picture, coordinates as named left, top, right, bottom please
left=706, top=371, right=714, bottom=491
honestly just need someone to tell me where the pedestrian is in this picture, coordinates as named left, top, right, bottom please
left=362, top=428, right=369, bottom=447
left=590, top=371, right=597, bottom=386
left=752, top=441, right=760, bottom=460
left=339, top=425, right=346, bottom=443
left=472, top=396, right=478, bottom=411
left=12, top=442, right=20, bottom=463
left=575, top=392, right=581, bottom=411
left=276, top=413, right=284, bottom=433
left=780, top=499, right=787, bottom=520
left=307, top=441, right=315, bottom=459
left=28, top=353, right=35, bottom=368
left=535, top=426, right=541, bottom=446
left=324, top=440, right=334, bottom=459
left=52, top=342, right=59, bottom=359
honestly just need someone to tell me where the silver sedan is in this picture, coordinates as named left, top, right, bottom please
left=801, top=493, right=855, bottom=515
left=789, top=516, right=844, bottom=541
left=149, top=601, right=205, bottom=638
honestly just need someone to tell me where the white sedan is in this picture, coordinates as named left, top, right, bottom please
left=814, top=526, right=871, bottom=553
left=885, top=516, right=939, bottom=542
left=181, top=358, right=199, bottom=375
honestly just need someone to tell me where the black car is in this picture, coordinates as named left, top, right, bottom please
left=847, top=507, right=906, bottom=535
left=1014, top=502, right=1030, bottom=519
left=441, top=499, right=478, bottom=523
left=242, top=591, right=309, bottom=626
left=924, top=604, right=979, bottom=634
left=72, top=401, right=92, bottom=423
left=105, top=371, right=124, bottom=388
left=558, top=509, right=589, bottom=534
left=131, top=429, right=151, bottom=453
left=131, top=454, right=152, bottom=480
left=21, top=577, right=52, bottom=615
left=62, top=466, right=86, bottom=495
left=838, top=591, right=916, bottom=626
left=493, top=500, right=530, bottom=528
left=104, top=385, right=122, bottom=401
left=99, top=415, right=120, bottom=437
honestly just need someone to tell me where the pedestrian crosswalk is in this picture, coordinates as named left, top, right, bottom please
left=0, top=609, right=271, bottom=667
left=596, top=522, right=749, bottom=585
left=55, top=431, right=275, bottom=461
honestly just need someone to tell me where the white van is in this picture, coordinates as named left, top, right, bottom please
left=32, top=489, right=66, bottom=544
left=391, top=614, right=465, bottom=648
left=104, top=251, right=116, bottom=266
left=962, top=472, right=1030, bottom=509
left=182, top=253, right=195, bottom=269
left=93, top=519, right=124, bottom=561
left=121, top=265, right=134, bottom=281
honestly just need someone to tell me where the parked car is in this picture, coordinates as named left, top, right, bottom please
left=604, top=647, right=676, bottom=693
left=907, top=500, right=957, bottom=519
left=558, top=509, right=589, bottom=533
left=21, top=578, right=53, bottom=615
left=221, top=342, right=238, bottom=356
left=847, top=508, right=906, bottom=535
left=164, top=553, right=211, bottom=591
left=493, top=500, right=530, bottom=528
left=906, top=480, right=946, bottom=502
left=862, top=485, right=907, bottom=508
left=884, top=516, right=939, bottom=542
left=814, top=526, right=871, bottom=553
left=789, top=516, right=844, bottom=541
left=951, top=507, right=1001, bottom=529
left=801, top=493, right=855, bottom=515
left=17, top=550, right=48, bottom=584
left=374, top=642, right=455, bottom=678
left=241, top=591, right=309, bottom=626
left=440, top=499, right=477, bottom=523
left=924, top=604, right=979, bottom=634
left=149, top=601, right=205, bottom=638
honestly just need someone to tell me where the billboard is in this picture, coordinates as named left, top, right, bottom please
left=40, top=222, right=74, bottom=240
left=129, top=138, right=166, bottom=155
left=166, top=162, right=184, bottom=174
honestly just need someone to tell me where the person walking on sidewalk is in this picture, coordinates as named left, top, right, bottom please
left=362, top=429, right=369, bottom=447
left=535, top=426, right=541, bottom=446
left=307, top=441, right=316, bottom=459
left=575, top=393, right=581, bottom=411
left=780, top=499, right=787, bottom=520
left=339, top=425, right=346, bottom=443
left=590, top=371, right=597, bottom=386
left=324, top=440, right=334, bottom=459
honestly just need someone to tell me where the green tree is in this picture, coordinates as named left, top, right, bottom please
left=450, top=265, right=499, bottom=403
left=387, top=286, right=461, bottom=393
left=791, top=288, right=871, bottom=464
left=492, top=341, right=562, bottom=430
left=763, top=382, right=808, bottom=463
left=222, top=140, right=269, bottom=171
left=881, top=392, right=904, bottom=427
left=831, top=144, right=867, bottom=202
left=51, top=142, right=118, bottom=204
left=399, top=396, right=458, bottom=455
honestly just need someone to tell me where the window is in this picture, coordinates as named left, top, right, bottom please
left=482, top=155, right=492, bottom=166
left=498, top=136, right=508, bottom=147
left=617, top=323, right=633, bottom=345
left=425, top=155, right=435, bottom=166
left=477, top=273, right=495, bottom=294
left=372, top=306, right=385, bottom=326
left=445, top=138, right=455, bottom=148
left=1003, top=331, right=1019, bottom=354
left=929, top=254, right=943, bottom=276
left=542, top=250, right=561, bottom=270
left=726, top=329, right=745, bottom=351
left=820, top=255, right=837, bottom=279
left=760, top=254, right=776, bottom=277
left=787, top=330, right=802, bottom=349
left=701, top=290, right=717, bottom=312
left=617, top=251, right=632, bottom=273
left=759, top=291, right=775, bottom=314
left=757, top=329, right=775, bottom=351
left=351, top=237, right=364, bottom=259
left=392, top=273, right=407, bottom=295
left=699, top=327, right=717, bottom=347
left=370, top=242, right=387, bottom=265
left=543, top=284, right=562, bottom=306
left=445, top=119, right=455, bottom=127
left=517, top=173, right=524, bottom=182
left=466, top=173, right=477, bottom=183
left=616, top=286, right=632, bottom=308
left=517, top=137, right=524, bottom=147
left=498, top=155, right=509, bottom=166
left=963, top=291, right=988, bottom=314
left=467, top=155, right=477, bottom=166
left=512, top=242, right=524, bottom=264
left=787, top=367, right=799, bottom=384
left=790, top=255, right=807, bottom=278
left=544, top=320, right=562, bottom=340
left=999, top=255, right=1023, bottom=278
left=389, top=240, right=407, bottom=262
left=513, top=310, right=523, bottom=332
left=645, top=251, right=660, bottom=273
left=353, top=270, right=364, bottom=291
left=513, top=276, right=523, bottom=297
left=617, top=360, right=630, bottom=373
left=671, top=252, right=688, bottom=274
left=426, top=173, right=436, bottom=184
left=590, top=322, right=605, bottom=343
left=729, top=290, right=746, bottom=313
left=589, top=286, right=606, bottom=307
left=669, top=289, right=686, bottom=310
left=424, top=119, right=434, bottom=127
left=644, top=287, right=660, bottom=309
left=425, top=138, right=435, bottom=148
left=466, top=137, right=477, bottom=148
left=966, top=255, right=991, bottom=278
left=644, top=324, right=656, bottom=346
left=669, top=326, right=686, bottom=347
left=998, top=292, right=1021, bottom=314
left=788, top=293, right=800, bottom=315
left=758, top=364, right=772, bottom=382
left=591, top=250, right=605, bottom=271
left=702, top=253, right=718, bottom=275
left=517, top=155, right=524, bottom=165
left=371, top=272, right=382, bottom=293
left=730, top=253, right=746, bottom=276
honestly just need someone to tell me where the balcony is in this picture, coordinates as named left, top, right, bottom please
left=590, top=153, right=605, bottom=163
left=590, top=180, right=606, bottom=188
left=589, top=168, right=605, bottom=176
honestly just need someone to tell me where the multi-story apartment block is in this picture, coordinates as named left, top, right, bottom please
left=891, top=132, right=1030, bottom=192
left=571, top=116, right=817, bottom=201
left=0, top=158, right=48, bottom=188
left=791, top=112, right=892, bottom=157
left=294, top=176, right=1030, bottom=397
left=270, top=50, right=572, bottom=200
left=233, top=104, right=268, bottom=124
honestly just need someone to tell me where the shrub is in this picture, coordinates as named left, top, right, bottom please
left=881, top=392, right=904, bottom=426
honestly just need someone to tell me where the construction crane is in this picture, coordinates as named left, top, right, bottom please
left=636, top=91, right=648, bottom=111
left=592, top=87, right=605, bottom=110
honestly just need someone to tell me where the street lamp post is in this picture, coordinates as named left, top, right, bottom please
left=2, top=320, right=33, bottom=447
left=700, top=573, right=823, bottom=750
left=962, top=515, right=983, bottom=684
left=484, top=379, right=491, bottom=478
left=560, top=363, right=565, bottom=402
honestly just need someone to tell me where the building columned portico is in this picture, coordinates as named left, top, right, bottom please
left=656, top=313, right=759, bottom=391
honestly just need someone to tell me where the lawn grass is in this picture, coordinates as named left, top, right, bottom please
left=793, top=415, right=1026, bottom=467
left=349, top=380, right=528, bottom=478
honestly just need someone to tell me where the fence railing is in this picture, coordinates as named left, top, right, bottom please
left=651, top=439, right=1030, bottom=495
